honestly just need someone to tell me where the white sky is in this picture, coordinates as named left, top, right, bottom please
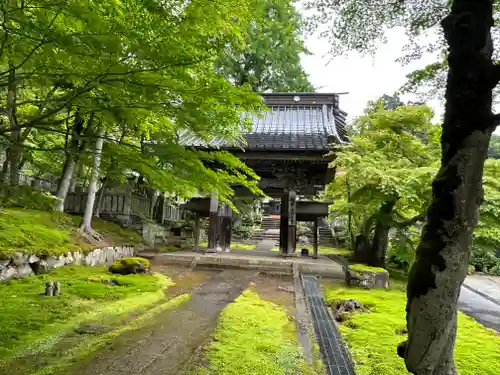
left=301, top=28, right=443, bottom=123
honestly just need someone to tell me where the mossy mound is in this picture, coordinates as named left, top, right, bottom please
left=350, top=264, right=388, bottom=273
left=109, top=257, right=151, bottom=275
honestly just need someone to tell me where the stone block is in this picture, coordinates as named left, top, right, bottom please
left=11, top=252, right=28, bottom=266
left=0, top=266, right=17, bottom=281
left=14, top=264, right=34, bottom=278
left=345, top=266, right=389, bottom=289
left=0, top=259, right=10, bottom=270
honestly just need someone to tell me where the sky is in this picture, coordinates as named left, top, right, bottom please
left=300, top=28, right=442, bottom=123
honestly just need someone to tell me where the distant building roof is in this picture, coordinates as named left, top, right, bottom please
left=178, top=92, right=348, bottom=151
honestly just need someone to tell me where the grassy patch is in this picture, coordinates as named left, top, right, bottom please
left=0, top=208, right=141, bottom=259
left=349, top=264, right=388, bottom=273
left=323, top=282, right=500, bottom=375
left=271, top=245, right=350, bottom=256
left=0, top=265, right=171, bottom=365
left=198, top=241, right=256, bottom=251
left=193, top=289, right=318, bottom=375
left=32, top=293, right=191, bottom=375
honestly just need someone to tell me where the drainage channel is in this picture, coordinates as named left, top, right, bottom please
left=302, top=275, right=356, bottom=375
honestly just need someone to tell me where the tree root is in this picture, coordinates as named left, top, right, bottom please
left=78, top=225, right=104, bottom=243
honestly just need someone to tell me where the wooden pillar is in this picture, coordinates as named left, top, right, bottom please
left=279, top=193, right=289, bottom=254
left=194, top=213, right=200, bottom=252
left=287, top=189, right=297, bottom=254
left=207, top=195, right=219, bottom=252
left=313, top=217, right=319, bottom=259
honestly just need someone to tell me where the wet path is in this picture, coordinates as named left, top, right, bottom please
left=71, top=269, right=258, bottom=375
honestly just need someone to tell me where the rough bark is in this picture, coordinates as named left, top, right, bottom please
left=400, top=2, right=496, bottom=374
left=79, top=126, right=105, bottom=242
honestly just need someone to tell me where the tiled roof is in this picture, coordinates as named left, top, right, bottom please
left=178, top=93, right=348, bottom=151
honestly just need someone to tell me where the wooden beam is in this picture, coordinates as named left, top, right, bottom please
left=231, top=152, right=333, bottom=162
left=279, top=194, right=289, bottom=254
left=194, top=213, right=200, bottom=252
left=313, top=218, right=319, bottom=259
left=287, top=189, right=297, bottom=254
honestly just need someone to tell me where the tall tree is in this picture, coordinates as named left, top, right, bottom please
left=328, top=102, right=439, bottom=267
left=217, top=0, right=314, bottom=92
left=0, top=0, right=264, bottom=208
left=308, top=1, right=500, bottom=374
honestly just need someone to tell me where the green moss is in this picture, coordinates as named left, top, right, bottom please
left=230, top=243, right=257, bottom=251
left=197, top=241, right=256, bottom=251
left=194, top=289, right=317, bottom=375
left=31, top=293, right=191, bottom=375
left=350, top=264, right=388, bottom=273
left=0, top=265, right=172, bottom=365
left=109, top=257, right=151, bottom=274
left=323, top=281, right=500, bottom=375
left=0, top=208, right=141, bottom=259
left=0, top=185, right=58, bottom=211
left=271, top=245, right=350, bottom=256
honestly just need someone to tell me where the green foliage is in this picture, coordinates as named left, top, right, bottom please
left=0, top=185, right=57, bottom=211
left=323, top=281, right=500, bottom=375
left=0, top=265, right=171, bottom=363
left=327, top=102, right=440, bottom=262
left=109, top=257, right=151, bottom=275
left=217, top=0, right=314, bottom=92
left=0, top=0, right=269, bottom=202
left=194, top=289, right=315, bottom=375
left=0, top=208, right=140, bottom=259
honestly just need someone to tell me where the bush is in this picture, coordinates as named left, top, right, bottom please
left=0, top=185, right=57, bottom=211
left=109, top=257, right=151, bottom=275
left=470, top=245, right=500, bottom=274
left=232, top=223, right=255, bottom=240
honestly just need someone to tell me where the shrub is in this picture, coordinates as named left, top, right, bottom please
left=109, top=257, right=151, bottom=275
left=0, top=185, right=57, bottom=211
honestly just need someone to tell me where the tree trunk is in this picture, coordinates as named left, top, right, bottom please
left=54, top=156, right=76, bottom=212
left=69, top=160, right=80, bottom=193
left=93, top=177, right=108, bottom=218
left=400, top=2, right=496, bottom=375
left=80, top=126, right=104, bottom=238
left=370, top=198, right=397, bottom=268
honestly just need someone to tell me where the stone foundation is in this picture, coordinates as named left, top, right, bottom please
left=0, top=246, right=137, bottom=282
left=345, top=266, right=390, bottom=289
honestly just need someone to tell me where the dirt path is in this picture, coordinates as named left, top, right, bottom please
left=69, top=269, right=259, bottom=375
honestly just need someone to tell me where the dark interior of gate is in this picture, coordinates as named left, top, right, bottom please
left=181, top=92, right=348, bottom=256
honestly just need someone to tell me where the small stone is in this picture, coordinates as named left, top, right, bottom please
left=28, top=255, right=40, bottom=263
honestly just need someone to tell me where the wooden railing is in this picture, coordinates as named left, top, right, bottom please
left=65, top=191, right=182, bottom=223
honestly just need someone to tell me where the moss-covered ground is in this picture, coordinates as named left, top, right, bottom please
left=0, top=265, right=181, bottom=372
left=192, top=288, right=320, bottom=375
left=349, top=263, right=388, bottom=273
left=271, top=245, right=350, bottom=256
left=198, top=241, right=256, bottom=251
left=0, top=208, right=141, bottom=259
left=323, top=280, right=500, bottom=375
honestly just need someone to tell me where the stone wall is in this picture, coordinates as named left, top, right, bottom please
left=0, top=246, right=136, bottom=282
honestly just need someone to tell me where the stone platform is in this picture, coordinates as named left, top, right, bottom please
left=139, top=250, right=345, bottom=278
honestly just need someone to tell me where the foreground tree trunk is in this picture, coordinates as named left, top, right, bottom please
left=79, top=126, right=104, bottom=242
left=400, top=1, right=496, bottom=374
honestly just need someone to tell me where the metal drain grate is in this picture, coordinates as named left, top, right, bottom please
left=302, top=276, right=356, bottom=375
